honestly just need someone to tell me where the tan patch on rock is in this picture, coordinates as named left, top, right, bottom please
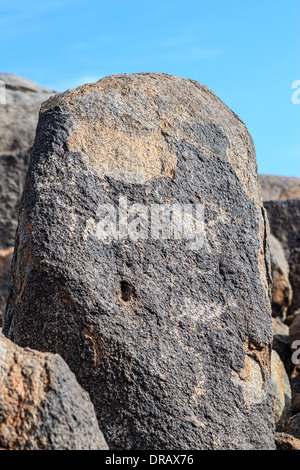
left=0, top=334, right=50, bottom=449
left=68, top=121, right=177, bottom=184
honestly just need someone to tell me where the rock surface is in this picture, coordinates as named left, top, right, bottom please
left=0, top=74, right=56, bottom=324
left=275, top=432, right=300, bottom=450
left=272, top=317, right=289, bottom=337
left=290, top=376, right=300, bottom=416
left=0, top=73, right=55, bottom=249
left=272, top=317, right=294, bottom=377
left=269, top=235, right=292, bottom=320
left=271, top=350, right=291, bottom=424
left=264, top=199, right=300, bottom=318
left=3, top=73, right=275, bottom=450
left=0, top=248, right=13, bottom=327
left=290, top=315, right=300, bottom=352
left=259, top=174, right=300, bottom=202
left=0, top=332, right=108, bottom=450
left=276, top=413, right=300, bottom=440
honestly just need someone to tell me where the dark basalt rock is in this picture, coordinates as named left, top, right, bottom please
left=264, top=199, right=300, bottom=318
left=0, top=74, right=56, bottom=324
left=4, top=73, right=275, bottom=449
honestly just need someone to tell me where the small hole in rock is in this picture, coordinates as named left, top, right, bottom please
left=120, top=281, right=133, bottom=302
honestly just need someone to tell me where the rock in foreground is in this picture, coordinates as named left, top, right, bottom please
left=4, top=73, right=274, bottom=449
left=0, top=333, right=108, bottom=450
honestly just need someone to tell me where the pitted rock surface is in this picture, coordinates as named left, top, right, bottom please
left=4, top=73, right=274, bottom=450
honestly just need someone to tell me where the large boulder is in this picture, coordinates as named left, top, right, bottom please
left=264, top=199, right=300, bottom=318
left=0, top=74, right=56, bottom=324
left=3, top=73, right=275, bottom=450
left=0, top=332, right=108, bottom=450
left=259, top=174, right=300, bottom=202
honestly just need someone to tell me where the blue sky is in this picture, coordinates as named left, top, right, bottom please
left=1, top=0, right=299, bottom=176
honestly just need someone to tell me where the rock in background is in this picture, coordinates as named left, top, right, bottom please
left=272, top=317, right=294, bottom=377
left=0, top=332, right=108, bottom=450
left=275, top=432, right=300, bottom=450
left=269, top=234, right=292, bottom=320
left=271, top=350, right=291, bottom=424
left=0, top=74, right=56, bottom=325
left=264, top=199, right=300, bottom=321
left=276, top=413, right=300, bottom=441
left=259, top=178, right=300, bottom=443
left=259, top=175, right=300, bottom=322
left=3, top=73, right=275, bottom=449
left=0, top=248, right=13, bottom=326
left=259, top=174, right=300, bottom=202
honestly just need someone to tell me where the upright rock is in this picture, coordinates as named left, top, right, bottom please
left=0, top=333, right=108, bottom=450
left=4, top=73, right=275, bottom=449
